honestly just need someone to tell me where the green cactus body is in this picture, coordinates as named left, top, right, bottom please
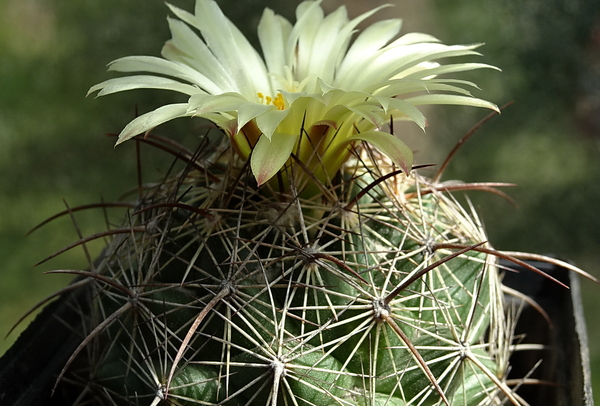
left=62, top=147, right=510, bottom=406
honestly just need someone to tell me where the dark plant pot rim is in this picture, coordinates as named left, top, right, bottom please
left=501, top=259, right=594, bottom=406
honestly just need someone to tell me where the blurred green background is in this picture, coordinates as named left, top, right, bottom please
left=1, top=0, right=599, bottom=402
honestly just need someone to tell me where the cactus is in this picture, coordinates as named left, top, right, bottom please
left=21, top=1, right=594, bottom=405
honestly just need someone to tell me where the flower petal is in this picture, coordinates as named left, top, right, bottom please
left=162, top=16, right=236, bottom=92
left=87, top=75, right=201, bottom=97
left=255, top=108, right=291, bottom=140
left=337, top=18, right=402, bottom=85
left=107, top=55, right=223, bottom=95
left=188, top=92, right=247, bottom=115
left=374, top=77, right=481, bottom=94
left=258, top=8, right=293, bottom=79
left=178, top=0, right=271, bottom=98
left=392, top=32, right=441, bottom=46
left=288, top=1, right=325, bottom=82
left=347, top=131, right=414, bottom=174
left=403, top=62, right=501, bottom=80
left=346, top=43, right=483, bottom=90
left=385, top=44, right=484, bottom=80
left=343, top=104, right=385, bottom=128
left=377, top=97, right=427, bottom=129
left=236, top=102, right=274, bottom=131
left=405, top=94, right=499, bottom=112
left=251, top=133, right=298, bottom=185
left=303, top=4, right=349, bottom=83
left=116, top=103, right=191, bottom=145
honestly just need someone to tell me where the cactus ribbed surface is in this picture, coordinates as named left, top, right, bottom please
left=53, top=144, right=514, bottom=406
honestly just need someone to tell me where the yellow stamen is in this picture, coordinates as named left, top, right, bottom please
left=257, top=92, right=286, bottom=111
left=273, top=93, right=285, bottom=110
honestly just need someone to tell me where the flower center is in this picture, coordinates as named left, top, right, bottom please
left=257, top=92, right=285, bottom=110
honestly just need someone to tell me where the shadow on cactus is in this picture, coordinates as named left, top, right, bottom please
left=12, top=1, right=597, bottom=405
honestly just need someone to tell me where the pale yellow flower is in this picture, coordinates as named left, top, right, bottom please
left=89, top=0, right=498, bottom=186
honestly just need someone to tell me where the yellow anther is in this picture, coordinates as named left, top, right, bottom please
left=256, top=92, right=286, bottom=111
left=273, top=93, right=285, bottom=110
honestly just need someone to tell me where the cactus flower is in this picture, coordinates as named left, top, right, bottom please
left=89, top=0, right=498, bottom=187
